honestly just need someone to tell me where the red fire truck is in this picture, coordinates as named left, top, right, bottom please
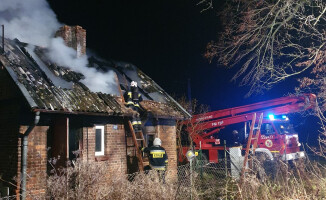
left=180, top=94, right=317, bottom=163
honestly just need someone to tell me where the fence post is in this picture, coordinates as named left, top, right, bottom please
left=190, top=159, right=193, bottom=200
left=199, top=141, right=203, bottom=179
left=224, top=140, right=227, bottom=177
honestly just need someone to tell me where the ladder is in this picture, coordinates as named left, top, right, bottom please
left=240, top=112, right=263, bottom=182
left=128, top=121, right=147, bottom=171
left=115, top=74, right=147, bottom=172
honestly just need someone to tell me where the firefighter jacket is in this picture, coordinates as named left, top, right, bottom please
left=142, top=145, right=168, bottom=170
left=124, top=86, right=143, bottom=109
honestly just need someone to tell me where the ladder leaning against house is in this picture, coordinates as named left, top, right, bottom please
left=115, top=75, right=147, bottom=172
left=128, top=121, right=147, bottom=171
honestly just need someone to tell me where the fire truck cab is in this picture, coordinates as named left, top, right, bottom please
left=258, top=116, right=305, bottom=161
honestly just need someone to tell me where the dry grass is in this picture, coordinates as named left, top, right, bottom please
left=214, top=159, right=326, bottom=200
left=46, top=157, right=326, bottom=200
left=47, top=159, right=180, bottom=200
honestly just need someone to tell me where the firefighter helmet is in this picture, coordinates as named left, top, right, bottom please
left=131, top=81, right=137, bottom=87
left=153, top=138, right=162, bottom=146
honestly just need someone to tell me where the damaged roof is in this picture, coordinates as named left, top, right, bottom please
left=0, top=38, right=190, bottom=119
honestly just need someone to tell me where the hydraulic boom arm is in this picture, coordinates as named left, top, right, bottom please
left=185, top=94, right=316, bottom=143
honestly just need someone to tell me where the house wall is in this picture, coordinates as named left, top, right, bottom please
left=81, top=123, right=127, bottom=175
left=19, top=126, right=48, bottom=199
left=51, top=117, right=69, bottom=168
left=128, top=119, right=178, bottom=182
left=0, top=65, right=180, bottom=196
left=0, top=99, right=20, bottom=196
left=0, top=68, right=21, bottom=196
left=157, top=120, right=178, bottom=182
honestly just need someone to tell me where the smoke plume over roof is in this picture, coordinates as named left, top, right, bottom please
left=0, top=0, right=118, bottom=95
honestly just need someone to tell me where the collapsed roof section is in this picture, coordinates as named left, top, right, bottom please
left=0, top=38, right=190, bottom=119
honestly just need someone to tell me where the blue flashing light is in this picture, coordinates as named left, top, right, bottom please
left=268, top=114, right=275, bottom=120
left=282, top=115, right=287, bottom=119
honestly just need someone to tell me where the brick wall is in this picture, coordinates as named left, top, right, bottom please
left=142, top=119, right=178, bottom=182
left=157, top=121, right=178, bottom=182
left=81, top=123, right=127, bottom=176
left=104, top=124, right=127, bottom=174
left=81, top=126, right=95, bottom=161
left=55, top=25, right=86, bottom=57
left=19, top=126, right=48, bottom=199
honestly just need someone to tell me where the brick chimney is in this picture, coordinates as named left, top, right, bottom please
left=55, top=25, right=86, bottom=57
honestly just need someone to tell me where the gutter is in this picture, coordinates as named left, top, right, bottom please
left=32, top=108, right=134, bottom=117
left=20, top=111, right=40, bottom=200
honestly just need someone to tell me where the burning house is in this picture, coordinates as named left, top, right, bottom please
left=0, top=25, right=190, bottom=198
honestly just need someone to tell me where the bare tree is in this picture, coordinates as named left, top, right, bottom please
left=202, top=0, right=326, bottom=157
left=206, top=0, right=326, bottom=99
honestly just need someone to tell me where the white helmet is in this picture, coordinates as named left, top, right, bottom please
left=131, top=81, right=137, bottom=87
left=153, top=138, right=162, bottom=146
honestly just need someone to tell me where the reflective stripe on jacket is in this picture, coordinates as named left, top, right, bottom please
left=142, top=145, right=168, bottom=169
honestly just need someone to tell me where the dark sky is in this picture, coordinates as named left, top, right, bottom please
left=47, top=0, right=293, bottom=110
left=46, top=0, right=319, bottom=145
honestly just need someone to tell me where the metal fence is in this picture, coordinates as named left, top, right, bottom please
left=1, top=150, right=325, bottom=200
left=175, top=147, right=243, bottom=200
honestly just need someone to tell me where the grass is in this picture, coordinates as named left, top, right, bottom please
left=45, top=156, right=326, bottom=200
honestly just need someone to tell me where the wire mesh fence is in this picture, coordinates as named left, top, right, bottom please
left=2, top=150, right=326, bottom=200
left=175, top=147, right=244, bottom=199
left=0, top=194, right=44, bottom=200
left=0, top=195, right=17, bottom=200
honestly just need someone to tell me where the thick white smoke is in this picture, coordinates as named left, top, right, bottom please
left=47, top=38, right=118, bottom=94
left=0, top=0, right=118, bottom=95
left=0, top=0, right=61, bottom=46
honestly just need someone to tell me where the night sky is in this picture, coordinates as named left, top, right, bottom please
left=47, top=0, right=301, bottom=109
left=46, top=0, right=318, bottom=145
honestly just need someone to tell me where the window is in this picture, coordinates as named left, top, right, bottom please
left=146, top=134, right=155, bottom=147
left=261, top=123, right=275, bottom=136
left=274, top=122, right=295, bottom=135
left=95, top=125, right=104, bottom=156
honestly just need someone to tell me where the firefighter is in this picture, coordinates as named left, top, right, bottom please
left=141, top=138, right=168, bottom=182
left=231, top=130, right=240, bottom=146
left=124, top=81, right=143, bottom=131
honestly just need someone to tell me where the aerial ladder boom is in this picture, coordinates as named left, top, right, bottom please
left=187, top=93, right=316, bottom=137
left=180, top=93, right=316, bottom=164
left=189, top=93, right=316, bottom=125
left=182, top=93, right=317, bottom=161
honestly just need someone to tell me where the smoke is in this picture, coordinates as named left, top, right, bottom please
left=0, top=0, right=61, bottom=46
left=47, top=38, right=118, bottom=94
left=0, top=0, right=119, bottom=95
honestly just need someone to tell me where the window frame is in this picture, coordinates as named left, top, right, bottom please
left=260, top=123, right=275, bottom=136
left=95, top=125, right=105, bottom=156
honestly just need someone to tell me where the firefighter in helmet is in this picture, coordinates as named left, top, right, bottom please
left=141, top=138, right=168, bottom=182
left=124, top=81, right=143, bottom=131
left=231, top=130, right=240, bottom=146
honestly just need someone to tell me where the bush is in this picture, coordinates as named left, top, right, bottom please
left=47, top=159, right=179, bottom=200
